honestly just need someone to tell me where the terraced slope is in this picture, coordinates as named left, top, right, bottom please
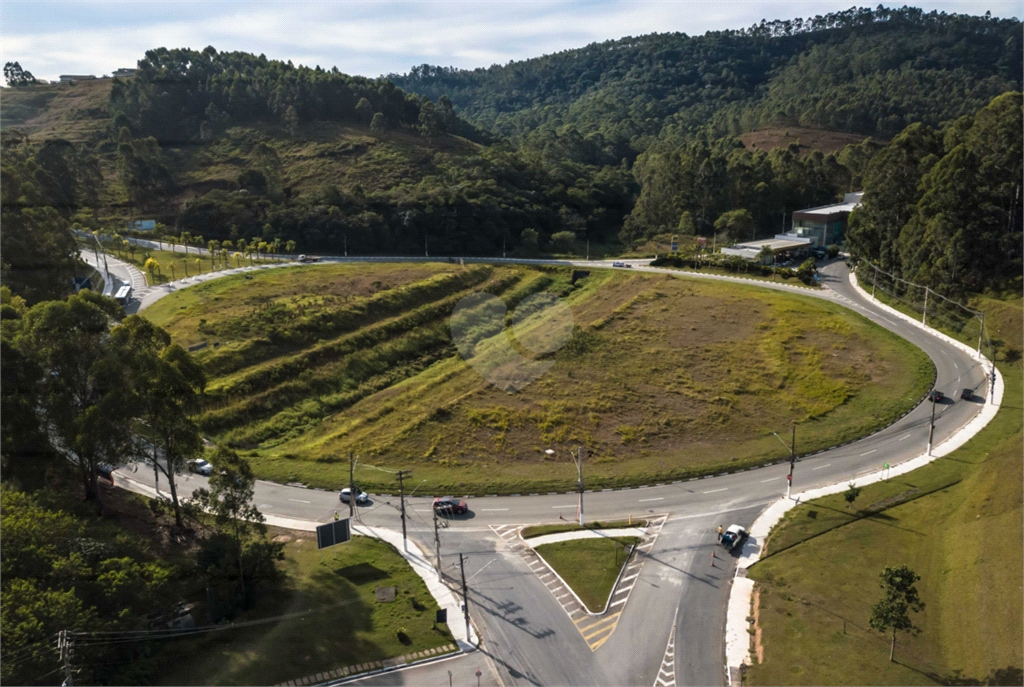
left=144, top=263, right=932, bottom=494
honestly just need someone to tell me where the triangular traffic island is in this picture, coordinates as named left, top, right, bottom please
left=533, top=535, right=641, bottom=613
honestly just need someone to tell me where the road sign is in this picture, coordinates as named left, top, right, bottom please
left=316, top=518, right=351, bottom=549
left=436, top=608, right=448, bottom=624
left=671, top=234, right=679, bottom=252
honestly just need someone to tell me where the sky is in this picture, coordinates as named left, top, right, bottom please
left=2, top=1, right=1020, bottom=83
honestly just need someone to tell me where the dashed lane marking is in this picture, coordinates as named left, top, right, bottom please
left=703, top=488, right=728, bottom=494
left=812, top=464, right=832, bottom=470
left=489, top=513, right=669, bottom=651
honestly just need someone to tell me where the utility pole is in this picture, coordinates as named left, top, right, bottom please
left=586, top=238, right=590, bottom=261
left=788, top=425, right=796, bottom=499
left=978, top=312, right=985, bottom=356
left=59, top=630, right=73, bottom=686
left=927, top=393, right=937, bottom=456
left=397, top=470, right=412, bottom=551
left=574, top=446, right=584, bottom=527
left=344, top=234, right=348, bottom=257
left=348, top=451, right=356, bottom=519
left=433, top=508, right=443, bottom=581
left=871, top=263, right=877, bottom=300
left=424, top=234, right=429, bottom=258
left=459, top=553, right=471, bottom=646
left=502, top=237, right=506, bottom=259
left=922, top=286, right=929, bottom=325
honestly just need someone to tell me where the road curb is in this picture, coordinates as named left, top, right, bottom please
left=722, top=273, right=1005, bottom=683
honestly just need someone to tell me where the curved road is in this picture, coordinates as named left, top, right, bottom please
left=108, top=251, right=991, bottom=686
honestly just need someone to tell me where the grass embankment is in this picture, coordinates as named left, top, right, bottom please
left=534, top=536, right=641, bottom=613
left=655, top=262, right=817, bottom=288
left=156, top=533, right=454, bottom=686
left=521, top=519, right=641, bottom=539
left=745, top=357, right=1022, bottom=686
left=143, top=263, right=932, bottom=494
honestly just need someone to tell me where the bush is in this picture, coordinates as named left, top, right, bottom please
left=826, top=244, right=840, bottom=258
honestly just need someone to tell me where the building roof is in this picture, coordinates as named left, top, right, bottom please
left=793, top=192, right=864, bottom=219
left=732, top=236, right=812, bottom=252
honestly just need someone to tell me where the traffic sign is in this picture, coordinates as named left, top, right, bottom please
left=436, top=608, right=448, bottom=624
left=316, top=518, right=351, bottom=549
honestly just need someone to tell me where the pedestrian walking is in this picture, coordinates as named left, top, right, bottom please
left=717, top=525, right=723, bottom=541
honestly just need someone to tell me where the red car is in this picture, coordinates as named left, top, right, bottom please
left=432, top=496, right=468, bottom=515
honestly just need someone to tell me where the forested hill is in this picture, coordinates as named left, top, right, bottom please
left=391, top=6, right=1021, bottom=153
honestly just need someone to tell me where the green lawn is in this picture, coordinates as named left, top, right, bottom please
left=534, top=536, right=641, bottom=613
left=745, top=361, right=1023, bottom=686
left=154, top=533, right=455, bottom=686
left=521, top=519, right=643, bottom=539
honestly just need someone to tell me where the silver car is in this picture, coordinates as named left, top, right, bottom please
left=339, top=487, right=370, bottom=504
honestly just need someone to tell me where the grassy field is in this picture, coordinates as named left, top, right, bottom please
left=534, top=536, right=641, bottom=613
left=154, top=532, right=454, bottom=686
left=521, top=519, right=640, bottom=539
left=745, top=357, right=1022, bottom=686
left=737, top=127, right=888, bottom=157
left=143, top=262, right=933, bottom=494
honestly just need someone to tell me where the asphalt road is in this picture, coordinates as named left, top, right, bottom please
left=110, top=255, right=990, bottom=686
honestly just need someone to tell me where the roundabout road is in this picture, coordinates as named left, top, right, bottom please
left=111, top=251, right=992, bottom=686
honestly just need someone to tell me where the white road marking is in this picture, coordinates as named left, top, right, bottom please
left=702, top=488, right=728, bottom=494
left=812, top=464, right=832, bottom=470
left=551, top=505, right=576, bottom=509
left=611, top=598, right=627, bottom=606
left=898, top=433, right=912, bottom=441
left=639, top=497, right=665, bottom=502
left=288, top=498, right=310, bottom=504
left=760, top=477, right=781, bottom=483
left=482, top=508, right=509, bottom=511
left=860, top=449, right=877, bottom=456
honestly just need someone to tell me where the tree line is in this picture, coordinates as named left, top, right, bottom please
left=847, top=91, right=1022, bottom=295
left=392, top=6, right=1020, bottom=148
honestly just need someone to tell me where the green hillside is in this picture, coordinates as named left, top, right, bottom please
left=392, top=7, right=1021, bottom=147
left=143, top=263, right=931, bottom=494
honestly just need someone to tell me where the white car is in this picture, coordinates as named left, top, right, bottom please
left=190, top=459, right=212, bottom=476
left=339, top=487, right=370, bottom=504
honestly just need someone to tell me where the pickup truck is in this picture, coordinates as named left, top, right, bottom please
left=297, top=255, right=321, bottom=263
left=721, top=524, right=748, bottom=551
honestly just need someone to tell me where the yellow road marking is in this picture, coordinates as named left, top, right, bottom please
left=583, top=619, right=618, bottom=641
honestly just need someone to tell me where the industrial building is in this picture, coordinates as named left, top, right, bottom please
left=721, top=235, right=812, bottom=262
left=791, top=191, right=863, bottom=247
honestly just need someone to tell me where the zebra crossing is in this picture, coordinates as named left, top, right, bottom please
left=491, top=514, right=668, bottom=651
left=653, top=605, right=679, bottom=687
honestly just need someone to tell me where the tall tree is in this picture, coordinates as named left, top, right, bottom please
left=113, top=316, right=206, bottom=528
left=869, top=565, right=925, bottom=662
left=16, top=291, right=135, bottom=509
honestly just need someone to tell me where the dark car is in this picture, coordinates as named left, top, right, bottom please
left=432, top=496, right=468, bottom=515
left=928, top=390, right=945, bottom=402
left=96, top=462, right=115, bottom=482
left=960, top=388, right=973, bottom=401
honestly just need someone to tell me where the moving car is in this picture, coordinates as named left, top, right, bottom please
left=928, top=390, right=945, bottom=403
left=189, top=458, right=212, bottom=476
left=721, top=524, right=748, bottom=551
left=339, top=487, right=370, bottom=504
left=612, top=261, right=625, bottom=267
left=432, top=496, right=469, bottom=515
left=960, top=388, right=973, bottom=401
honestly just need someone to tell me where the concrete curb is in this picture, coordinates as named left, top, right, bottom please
left=722, top=273, right=1005, bottom=684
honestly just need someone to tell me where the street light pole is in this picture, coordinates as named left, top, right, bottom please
left=574, top=446, right=584, bottom=526
left=927, top=393, right=937, bottom=456
left=348, top=451, right=356, bottom=519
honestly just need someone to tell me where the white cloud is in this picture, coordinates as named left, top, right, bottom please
left=2, top=0, right=1020, bottom=82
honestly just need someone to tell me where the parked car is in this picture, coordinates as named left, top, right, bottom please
left=928, top=390, right=945, bottom=403
left=339, top=487, right=370, bottom=504
left=960, top=388, right=973, bottom=401
left=432, top=496, right=469, bottom=515
left=721, top=524, right=748, bottom=551
left=189, top=458, right=212, bottom=475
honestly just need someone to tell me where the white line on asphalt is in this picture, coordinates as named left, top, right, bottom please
left=551, top=505, right=576, bottom=509
left=639, top=497, right=665, bottom=502
left=812, top=464, right=832, bottom=470
left=898, top=433, right=912, bottom=441
left=482, top=508, right=509, bottom=511
left=860, top=449, right=877, bottom=456
left=414, top=509, right=432, bottom=512
left=611, top=598, right=627, bottom=606
left=760, top=477, right=781, bottom=483
left=702, top=488, right=728, bottom=494
left=665, top=500, right=776, bottom=523
left=287, top=498, right=310, bottom=504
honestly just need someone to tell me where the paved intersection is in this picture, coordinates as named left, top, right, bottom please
left=104, top=254, right=991, bottom=686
